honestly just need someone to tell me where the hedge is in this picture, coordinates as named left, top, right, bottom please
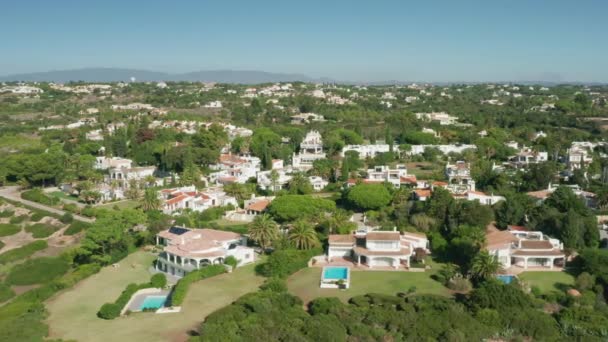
left=0, top=283, right=15, bottom=302
left=21, top=189, right=60, bottom=206
left=0, top=223, right=21, bottom=237
left=171, top=265, right=226, bottom=306
left=9, top=215, right=28, bottom=224
left=0, top=240, right=48, bottom=264
left=25, top=223, right=60, bottom=238
left=5, top=257, right=71, bottom=285
left=256, top=248, right=321, bottom=278
left=0, top=210, right=14, bottom=218
left=97, top=273, right=168, bottom=320
left=29, top=211, right=46, bottom=222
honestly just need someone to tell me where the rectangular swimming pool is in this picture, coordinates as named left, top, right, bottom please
left=323, top=267, right=348, bottom=280
left=140, top=295, right=167, bottom=310
left=496, top=275, right=516, bottom=285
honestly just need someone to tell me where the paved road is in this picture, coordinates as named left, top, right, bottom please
left=0, top=186, right=95, bottom=223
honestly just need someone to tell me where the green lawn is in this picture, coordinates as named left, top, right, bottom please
left=97, top=200, right=140, bottom=210
left=49, top=191, right=79, bottom=201
left=518, top=271, right=575, bottom=293
left=46, top=251, right=264, bottom=342
left=288, top=267, right=449, bottom=304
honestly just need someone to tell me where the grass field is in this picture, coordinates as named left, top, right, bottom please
left=518, top=271, right=575, bottom=293
left=46, top=251, right=264, bottom=342
left=97, top=200, right=140, bottom=210
left=287, top=267, right=449, bottom=304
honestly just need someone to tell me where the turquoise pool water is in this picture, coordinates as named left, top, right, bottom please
left=324, top=267, right=348, bottom=280
left=496, top=275, right=515, bottom=284
left=140, top=295, right=167, bottom=310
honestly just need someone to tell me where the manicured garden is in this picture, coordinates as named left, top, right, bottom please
left=45, top=251, right=265, bottom=342
left=288, top=267, right=449, bottom=304
left=518, top=271, right=575, bottom=294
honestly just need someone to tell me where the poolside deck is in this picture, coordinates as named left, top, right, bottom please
left=311, top=256, right=425, bottom=272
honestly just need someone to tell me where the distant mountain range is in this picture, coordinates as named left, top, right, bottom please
left=0, top=68, right=331, bottom=84
left=0, top=68, right=604, bottom=85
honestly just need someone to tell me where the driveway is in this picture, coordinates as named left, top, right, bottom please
left=0, top=186, right=94, bottom=223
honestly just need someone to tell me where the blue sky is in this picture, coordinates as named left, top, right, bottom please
left=1, top=0, right=606, bottom=82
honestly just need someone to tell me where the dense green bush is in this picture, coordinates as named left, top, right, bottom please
left=64, top=220, right=91, bottom=235
left=256, top=248, right=321, bottom=278
left=62, top=203, right=79, bottom=213
left=0, top=223, right=21, bottom=237
left=5, top=257, right=70, bottom=285
left=268, top=195, right=335, bottom=222
left=9, top=214, right=28, bottom=224
left=0, top=209, right=14, bottom=218
left=81, top=206, right=97, bottom=217
left=25, top=223, right=60, bottom=238
left=98, top=303, right=121, bottom=319
left=259, top=277, right=288, bottom=293
left=224, top=255, right=238, bottom=268
left=150, top=273, right=167, bottom=288
left=0, top=240, right=47, bottom=264
left=0, top=241, right=4, bottom=250
left=346, top=183, right=392, bottom=210
left=59, top=212, right=74, bottom=224
left=171, top=265, right=226, bottom=306
left=29, top=211, right=46, bottom=222
left=21, top=189, right=59, bottom=206
left=0, top=283, right=15, bottom=302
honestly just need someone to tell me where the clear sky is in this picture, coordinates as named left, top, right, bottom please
left=1, top=0, right=607, bottom=82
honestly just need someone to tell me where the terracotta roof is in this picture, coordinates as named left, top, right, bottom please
left=328, top=234, right=356, bottom=244
left=511, top=249, right=565, bottom=257
left=485, top=230, right=518, bottom=249
left=165, top=194, right=189, bottom=205
left=527, top=190, right=551, bottom=200
left=414, top=189, right=432, bottom=198
left=366, top=231, right=400, bottom=241
left=353, top=246, right=411, bottom=256
left=520, top=240, right=554, bottom=250
left=508, top=225, right=528, bottom=232
left=246, top=199, right=270, bottom=212
left=400, top=176, right=418, bottom=184
left=433, top=181, right=448, bottom=186
left=401, top=231, right=427, bottom=239
left=468, top=190, right=487, bottom=196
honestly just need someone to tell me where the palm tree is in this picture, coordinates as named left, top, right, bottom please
left=248, top=214, right=279, bottom=252
left=141, top=188, right=161, bottom=212
left=469, top=251, right=503, bottom=281
left=325, top=209, right=350, bottom=234
left=288, top=220, right=320, bottom=250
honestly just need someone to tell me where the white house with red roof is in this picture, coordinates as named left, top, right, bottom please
left=209, top=154, right=261, bottom=184
left=155, top=226, right=255, bottom=277
left=327, top=230, right=429, bottom=269
left=160, top=186, right=237, bottom=215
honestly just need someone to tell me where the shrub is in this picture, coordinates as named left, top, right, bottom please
left=448, top=275, right=473, bottom=292
left=256, top=248, right=320, bottom=278
left=25, top=223, right=60, bottom=238
left=21, top=189, right=59, bottom=206
left=98, top=303, right=121, bottom=319
left=62, top=203, right=78, bottom=213
left=64, top=221, right=90, bottom=235
left=0, top=283, right=15, bottom=302
left=9, top=215, right=28, bottom=224
left=0, top=210, right=14, bottom=218
left=59, top=212, right=74, bottom=224
left=0, top=224, right=21, bottom=237
left=224, top=255, right=238, bottom=268
left=260, top=277, right=288, bottom=293
left=575, top=272, right=596, bottom=291
left=29, top=211, right=45, bottom=222
left=0, top=240, right=48, bottom=264
left=171, top=265, right=226, bottom=306
left=150, top=273, right=167, bottom=288
left=81, top=206, right=97, bottom=217
left=5, top=257, right=70, bottom=285
left=0, top=241, right=4, bottom=250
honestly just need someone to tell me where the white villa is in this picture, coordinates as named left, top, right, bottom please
left=527, top=184, right=596, bottom=209
left=485, top=226, right=565, bottom=270
left=291, top=113, right=326, bottom=125
left=327, top=230, right=429, bottom=269
left=509, top=147, right=549, bottom=167
left=257, top=169, right=293, bottom=192
left=341, top=144, right=399, bottom=159
left=209, top=154, right=261, bottom=184
left=407, top=144, right=477, bottom=156
left=160, top=186, right=238, bottom=215
left=415, top=112, right=458, bottom=125
left=95, top=156, right=133, bottom=170
left=292, top=131, right=326, bottom=170
left=108, top=165, right=156, bottom=188
left=445, top=161, right=476, bottom=194
left=567, top=145, right=593, bottom=170
left=308, top=176, right=328, bottom=191
left=225, top=196, right=274, bottom=222
left=155, top=226, right=255, bottom=277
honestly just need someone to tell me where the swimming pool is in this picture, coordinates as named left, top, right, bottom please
left=324, top=267, right=348, bottom=280
left=496, top=275, right=516, bottom=285
left=140, top=295, right=167, bottom=310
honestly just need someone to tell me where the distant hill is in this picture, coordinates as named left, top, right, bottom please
left=0, top=68, right=327, bottom=84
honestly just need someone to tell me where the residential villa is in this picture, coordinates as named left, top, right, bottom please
left=346, top=165, right=413, bottom=189
left=567, top=145, right=593, bottom=170
left=308, top=176, right=328, bottom=191
left=160, top=186, right=238, bottom=215
left=445, top=161, right=476, bottom=194
left=407, top=144, right=477, bottom=156
left=224, top=196, right=274, bottom=222
left=415, top=112, right=458, bottom=125
left=291, top=113, right=326, bottom=125
left=209, top=154, right=261, bottom=184
left=462, top=190, right=505, bottom=206
left=485, top=225, right=565, bottom=270
left=327, top=230, right=429, bottom=269
left=108, top=165, right=156, bottom=188
left=527, top=184, right=596, bottom=209
left=155, top=226, right=255, bottom=277
left=292, top=131, right=326, bottom=170
left=341, top=144, right=399, bottom=159
left=94, top=156, right=133, bottom=170
left=509, top=147, right=549, bottom=168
